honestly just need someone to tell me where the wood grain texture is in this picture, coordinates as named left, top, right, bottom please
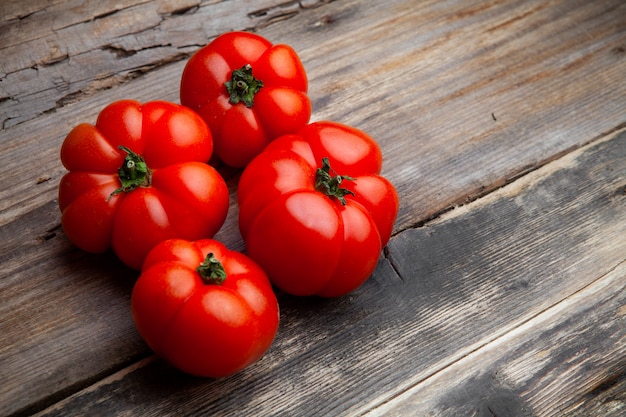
left=281, top=0, right=626, bottom=231
left=0, top=0, right=331, bottom=128
left=27, top=129, right=626, bottom=417
left=2, top=0, right=625, bottom=232
left=1, top=0, right=625, bottom=415
left=365, top=260, right=626, bottom=417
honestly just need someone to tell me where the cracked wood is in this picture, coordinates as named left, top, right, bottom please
left=0, top=0, right=333, bottom=128
left=0, top=0, right=625, bottom=416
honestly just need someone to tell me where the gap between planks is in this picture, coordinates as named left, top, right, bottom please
left=360, top=258, right=626, bottom=416
left=373, top=126, right=626, bottom=413
left=393, top=122, right=626, bottom=233
left=30, top=126, right=626, bottom=417
left=29, top=356, right=160, bottom=417
left=384, top=124, right=626, bottom=282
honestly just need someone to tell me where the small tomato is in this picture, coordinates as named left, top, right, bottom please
left=58, top=100, right=229, bottom=269
left=131, top=239, right=280, bottom=378
left=238, top=121, right=399, bottom=297
left=180, top=31, right=311, bottom=167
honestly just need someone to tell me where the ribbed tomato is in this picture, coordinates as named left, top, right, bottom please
left=180, top=31, right=311, bottom=167
left=238, top=121, right=399, bottom=297
left=58, top=100, right=229, bottom=269
left=132, top=239, right=280, bottom=377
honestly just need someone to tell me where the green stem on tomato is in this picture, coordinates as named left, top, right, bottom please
left=196, top=253, right=227, bottom=285
left=108, top=146, right=152, bottom=200
left=225, top=64, right=264, bottom=108
left=314, top=157, right=355, bottom=206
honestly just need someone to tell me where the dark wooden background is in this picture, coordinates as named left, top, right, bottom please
left=1, top=0, right=625, bottom=416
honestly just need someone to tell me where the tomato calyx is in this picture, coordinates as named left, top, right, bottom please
left=196, top=252, right=227, bottom=285
left=225, top=64, right=264, bottom=108
left=109, top=146, right=152, bottom=200
left=315, top=157, right=355, bottom=206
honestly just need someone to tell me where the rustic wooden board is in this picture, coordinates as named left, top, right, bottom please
left=26, top=129, right=626, bottom=416
left=1, top=0, right=625, bottom=415
left=365, top=260, right=626, bottom=417
left=287, top=0, right=626, bottom=231
left=0, top=0, right=328, bottom=128
left=1, top=0, right=625, bottom=232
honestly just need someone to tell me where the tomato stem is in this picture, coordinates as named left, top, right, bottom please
left=315, top=157, right=355, bottom=206
left=108, top=146, right=151, bottom=200
left=225, top=64, right=263, bottom=108
left=197, top=253, right=227, bottom=284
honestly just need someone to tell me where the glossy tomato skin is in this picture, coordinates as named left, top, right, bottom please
left=58, top=100, right=229, bottom=270
left=238, top=121, right=399, bottom=297
left=131, top=239, right=280, bottom=378
left=180, top=31, right=311, bottom=167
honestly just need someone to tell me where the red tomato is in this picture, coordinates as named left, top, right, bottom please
left=58, top=100, right=229, bottom=270
left=131, top=239, right=279, bottom=377
left=180, top=31, right=311, bottom=168
left=238, top=121, right=399, bottom=297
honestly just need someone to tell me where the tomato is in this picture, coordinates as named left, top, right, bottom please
left=180, top=31, right=311, bottom=168
left=58, top=100, right=229, bottom=270
left=238, top=121, right=399, bottom=297
left=131, top=239, right=279, bottom=377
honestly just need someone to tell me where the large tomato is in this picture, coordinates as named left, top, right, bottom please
left=58, top=100, right=229, bottom=270
left=238, top=121, right=399, bottom=297
left=180, top=31, right=311, bottom=168
left=131, top=239, right=280, bottom=377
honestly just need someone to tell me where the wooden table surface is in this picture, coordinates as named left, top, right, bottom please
left=1, top=0, right=625, bottom=416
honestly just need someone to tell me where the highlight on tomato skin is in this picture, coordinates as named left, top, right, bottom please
left=237, top=121, right=400, bottom=298
left=58, top=99, right=229, bottom=270
left=131, top=239, right=280, bottom=378
left=180, top=31, right=312, bottom=168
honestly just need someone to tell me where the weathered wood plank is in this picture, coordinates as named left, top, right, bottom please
left=0, top=205, right=145, bottom=417
left=1, top=0, right=625, bottom=415
left=281, top=0, right=626, bottom=231
left=1, top=0, right=624, bottom=233
left=0, top=0, right=331, bottom=128
left=364, top=261, right=626, bottom=417
left=0, top=155, right=242, bottom=416
left=26, top=129, right=626, bottom=417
